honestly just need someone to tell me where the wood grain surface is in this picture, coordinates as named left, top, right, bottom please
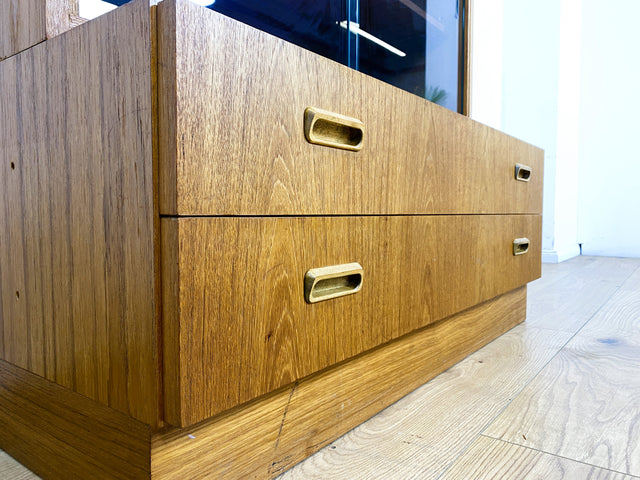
left=0, top=0, right=159, bottom=424
left=440, top=436, right=636, bottom=480
left=0, top=452, right=38, bottom=480
left=157, top=0, right=543, bottom=216
left=0, top=0, right=44, bottom=60
left=44, top=0, right=80, bottom=38
left=153, top=286, right=527, bottom=479
left=278, top=257, right=640, bottom=480
left=0, top=0, right=80, bottom=61
left=0, top=359, right=151, bottom=480
left=485, top=285, right=640, bottom=476
left=526, top=256, right=639, bottom=332
left=162, top=214, right=541, bottom=426
left=620, top=264, right=640, bottom=292
left=527, top=255, right=598, bottom=296
left=280, top=323, right=574, bottom=480
left=525, top=272, right=620, bottom=332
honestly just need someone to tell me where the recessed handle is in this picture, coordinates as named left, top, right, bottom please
left=304, top=262, right=363, bottom=303
left=515, top=163, right=532, bottom=182
left=513, top=238, right=530, bottom=256
left=304, top=107, right=364, bottom=151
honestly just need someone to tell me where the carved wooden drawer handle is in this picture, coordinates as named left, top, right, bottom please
left=304, top=107, right=364, bottom=151
left=304, top=262, right=363, bottom=303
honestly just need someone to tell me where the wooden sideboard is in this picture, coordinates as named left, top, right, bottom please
left=0, top=0, right=543, bottom=478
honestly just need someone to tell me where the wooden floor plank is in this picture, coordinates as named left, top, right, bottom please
left=578, top=288, right=640, bottom=341
left=525, top=272, right=620, bottom=333
left=530, top=256, right=639, bottom=299
left=440, top=436, right=638, bottom=480
left=484, top=289, right=640, bottom=476
left=281, top=256, right=640, bottom=479
left=578, top=257, right=640, bottom=286
left=0, top=452, right=40, bottom=480
left=619, top=264, right=640, bottom=292
left=527, top=255, right=598, bottom=296
left=279, top=324, right=573, bottom=479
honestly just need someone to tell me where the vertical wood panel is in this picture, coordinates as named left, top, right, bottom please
left=0, top=0, right=158, bottom=424
left=160, top=213, right=180, bottom=429
left=0, top=0, right=44, bottom=61
left=0, top=0, right=81, bottom=61
left=157, top=0, right=178, bottom=217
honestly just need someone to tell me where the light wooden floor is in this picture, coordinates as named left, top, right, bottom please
left=1, top=256, right=639, bottom=479
left=278, top=256, right=640, bottom=480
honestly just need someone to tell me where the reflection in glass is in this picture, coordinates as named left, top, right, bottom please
left=355, top=0, right=462, bottom=112
left=209, top=0, right=347, bottom=63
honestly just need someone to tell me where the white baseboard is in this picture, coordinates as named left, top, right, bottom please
left=542, top=245, right=581, bottom=263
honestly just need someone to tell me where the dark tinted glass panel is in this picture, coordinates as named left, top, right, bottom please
left=209, top=0, right=346, bottom=63
left=355, top=0, right=461, bottom=111
left=356, top=0, right=427, bottom=98
left=102, top=0, right=464, bottom=112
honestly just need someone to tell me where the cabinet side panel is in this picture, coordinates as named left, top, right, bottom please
left=0, top=0, right=45, bottom=60
left=0, top=0, right=159, bottom=424
left=0, top=0, right=82, bottom=61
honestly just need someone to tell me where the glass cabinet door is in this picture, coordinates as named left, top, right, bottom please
left=354, top=0, right=464, bottom=112
left=208, top=0, right=348, bottom=64
left=102, top=0, right=466, bottom=113
left=208, top=0, right=466, bottom=113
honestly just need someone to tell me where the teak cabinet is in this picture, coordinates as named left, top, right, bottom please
left=0, top=0, right=543, bottom=478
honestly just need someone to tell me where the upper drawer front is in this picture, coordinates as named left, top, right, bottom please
left=157, top=0, right=543, bottom=216
left=162, top=214, right=542, bottom=427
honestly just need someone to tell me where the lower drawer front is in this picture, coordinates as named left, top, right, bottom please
left=162, top=215, right=541, bottom=426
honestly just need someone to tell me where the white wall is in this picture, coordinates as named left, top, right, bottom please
left=469, top=0, right=503, bottom=130
left=553, top=0, right=581, bottom=262
left=577, top=0, right=640, bottom=257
